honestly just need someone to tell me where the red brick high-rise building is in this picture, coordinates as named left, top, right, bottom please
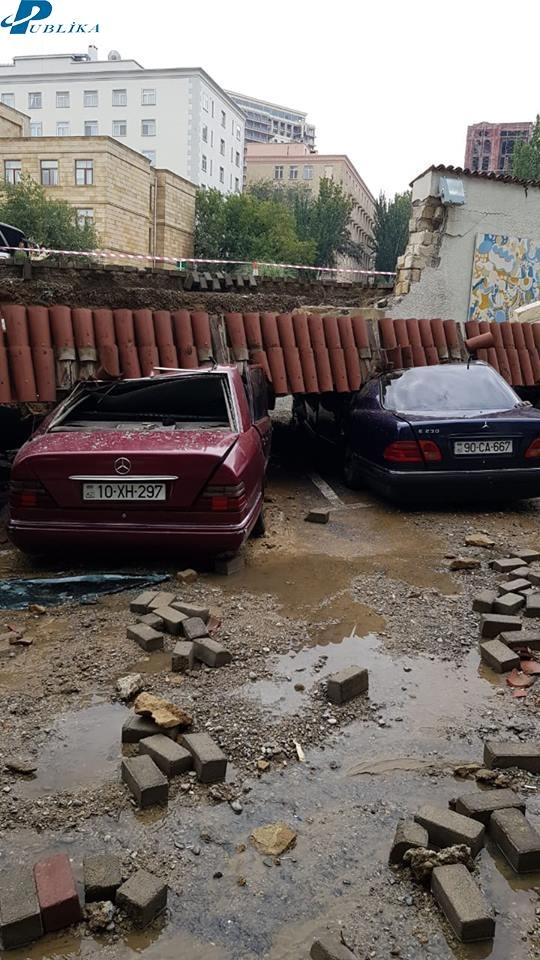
left=465, top=122, right=533, bottom=174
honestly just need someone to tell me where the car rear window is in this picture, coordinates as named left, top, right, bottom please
left=381, top=364, right=520, bottom=413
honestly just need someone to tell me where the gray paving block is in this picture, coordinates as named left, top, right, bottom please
left=122, top=714, right=180, bottom=743
left=121, top=755, right=169, bottom=808
left=310, top=936, right=355, bottom=959
left=326, top=666, right=369, bottom=704
left=493, top=592, right=525, bottom=615
left=83, top=855, right=122, bottom=903
left=480, top=614, right=522, bottom=639
left=499, top=630, right=540, bottom=651
left=171, top=640, right=195, bottom=672
left=527, top=565, right=540, bottom=586
left=193, top=637, right=232, bottom=667
left=484, top=740, right=540, bottom=773
left=511, top=548, right=540, bottom=563
left=136, top=612, right=165, bottom=631
left=182, top=617, right=208, bottom=641
left=497, top=578, right=531, bottom=596
left=514, top=566, right=532, bottom=579
left=148, top=591, right=177, bottom=610
left=479, top=639, right=520, bottom=673
left=180, top=732, right=227, bottom=783
left=116, top=870, right=167, bottom=927
left=130, top=591, right=158, bottom=614
left=152, top=606, right=186, bottom=635
left=490, top=808, right=540, bottom=873
left=525, top=594, right=540, bottom=617
left=388, top=819, right=429, bottom=865
left=431, top=864, right=495, bottom=942
left=490, top=557, right=527, bottom=574
left=0, top=865, right=43, bottom=948
left=172, top=602, right=210, bottom=621
left=414, top=804, right=485, bottom=857
left=455, top=789, right=525, bottom=825
left=139, top=735, right=193, bottom=777
left=214, top=554, right=245, bottom=575
left=472, top=590, right=497, bottom=613
left=127, top=623, right=163, bottom=652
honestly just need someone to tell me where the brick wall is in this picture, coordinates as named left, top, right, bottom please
left=154, top=168, right=196, bottom=261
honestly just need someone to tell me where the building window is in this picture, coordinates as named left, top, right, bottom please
left=4, top=160, right=21, bottom=185
left=84, top=90, right=98, bottom=108
left=141, top=88, right=156, bottom=106
left=1, top=93, right=15, bottom=107
left=202, top=124, right=208, bottom=143
left=274, top=165, right=284, bottom=180
left=231, top=118, right=234, bottom=135
left=303, top=165, right=313, bottom=180
left=230, top=147, right=234, bottom=162
left=219, top=166, right=224, bottom=184
left=209, top=159, right=213, bottom=176
left=210, top=131, right=214, bottom=148
left=289, top=166, right=298, bottom=180
left=112, top=120, right=127, bottom=138
left=221, top=109, right=226, bottom=128
left=235, top=151, right=240, bottom=167
left=142, top=150, right=156, bottom=165
left=141, top=119, right=156, bottom=137
left=76, top=208, right=94, bottom=227
left=211, top=100, right=215, bottom=117
left=84, top=120, right=98, bottom=136
left=56, top=121, right=70, bottom=136
left=28, top=92, right=42, bottom=109
left=236, top=124, right=241, bottom=141
left=220, top=138, right=225, bottom=156
left=56, top=91, right=69, bottom=108
left=30, top=122, right=42, bottom=137
left=202, top=94, right=209, bottom=112
left=75, top=159, right=93, bottom=185
left=41, top=160, right=58, bottom=187
left=202, top=155, right=207, bottom=173
left=235, top=177, right=240, bottom=193
left=112, top=88, right=127, bottom=107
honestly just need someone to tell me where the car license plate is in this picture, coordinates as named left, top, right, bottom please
left=83, top=482, right=166, bottom=501
left=453, top=439, right=513, bottom=456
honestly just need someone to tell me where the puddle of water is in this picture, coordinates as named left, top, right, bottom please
left=131, top=651, right=173, bottom=675
left=16, top=701, right=127, bottom=796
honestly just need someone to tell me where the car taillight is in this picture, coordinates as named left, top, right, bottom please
left=9, top=480, right=54, bottom=509
left=383, top=440, right=442, bottom=463
left=196, top=482, right=247, bottom=512
left=525, top=438, right=540, bottom=459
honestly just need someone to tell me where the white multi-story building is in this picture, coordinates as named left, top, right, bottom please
left=0, top=46, right=245, bottom=194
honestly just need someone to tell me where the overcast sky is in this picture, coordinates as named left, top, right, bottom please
left=3, top=0, right=538, bottom=198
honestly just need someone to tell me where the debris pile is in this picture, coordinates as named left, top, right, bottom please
left=127, top=590, right=231, bottom=671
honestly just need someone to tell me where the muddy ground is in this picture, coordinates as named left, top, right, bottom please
left=1, top=414, right=540, bottom=959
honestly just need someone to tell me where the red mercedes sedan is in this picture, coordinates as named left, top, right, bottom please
left=8, top=365, right=271, bottom=556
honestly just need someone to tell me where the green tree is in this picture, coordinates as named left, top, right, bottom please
left=511, top=115, right=540, bottom=180
left=371, top=191, right=412, bottom=272
left=0, top=174, right=98, bottom=251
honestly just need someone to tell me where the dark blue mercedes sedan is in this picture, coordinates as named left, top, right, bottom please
left=343, top=362, right=540, bottom=502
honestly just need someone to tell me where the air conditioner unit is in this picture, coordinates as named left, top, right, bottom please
left=439, top=177, right=465, bottom=205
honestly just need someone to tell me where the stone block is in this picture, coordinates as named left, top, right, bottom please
left=83, top=855, right=122, bottom=903
left=193, top=637, right=232, bottom=667
left=214, top=554, right=245, bottom=575
left=479, top=639, right=520, bottom=673
left=431, top=864, right=495, bottom=942
left=152, top=605, right=186, bottom=635
left=305, top=508, right=330, bottom=524
left=148, top=591, right=177, bottom=610
left=483, top=741, right=540, bottom=774
left=182, top=617, right=208, bottom=642
left=388, top=819, right=429, bottom=865
left=490, top=808, right=540, bottom=873
left=514, top=566, right=532, bottom=579
left=525, top=594, right=540, bottom=617
left=493, top=592, right=525, bottom=615
left=455, top=789, right=525, bottom=825
left=0, top=866, right=43, bottom=948
left=121, top=756, right=169, bottom=808
left=139, top=734, right=193, bottom=777
left=136, top=613, right=165, bottom=631
left=414, top=804, right=484, bottom=856
left=480, top=614, right=521, bottom=639
left=497, top=578, right=531, bottom=596
left=181, top=732, right=227, bottom=783
left=176, top=569, right=198, bottom=584
left=127, top=623, right=163, bottom=652
left=490, top=557, right=527, bottom=573
left=525, top=565, right=540, bottom=585
left=122, top=713, right=179, bottom=743
left=171, top=640, right=195, bottom=672
left=172, top=602, right=210, bottom=622
left=310, top=937, right=355, bottom=959
left=116, top=870, right=167, bottom=927
left=130, top=591, right=157, bottom=614
left=500, top=630, right=540, bottom=650
left=472, top=590, right=497, bottom=613
left=33, top=853, right=82, bottom=933
left=326, top=666, right=369, bottom=704
left=511, top=549, right=540, bottom=563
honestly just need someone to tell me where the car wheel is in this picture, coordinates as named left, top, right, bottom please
left=343, top=445, right=363, bottom=490
left=252, top=505, right=266, bottom=537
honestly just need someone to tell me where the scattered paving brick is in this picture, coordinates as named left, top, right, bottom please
left=479, top=639, right=520, bottom=673
left=484, top=741, right=540, bottom=774
left=181, top=732, right=228, bottom=783
left=414, top=804, right=485, bottom=857
left=83, top=855, right=122, bottom=903
left=0, top=865, right=43, bottom=948
left=431, top=864, right=495, bottom=942
left=121, top=755, right=169, bottom=808
left=152, top=606, right=186, bottom=635
left=511, top=549, right=540, bottom=563
left=33, top=854, right=82, bottom=933
left=139, top=734, right=193, bottom=777
left=126, top=623, right=163, bottom=652
left=122, top=714, right=180, bottom=744
left=489, top=808, right=540, bottom=873
left=171, top=640, right=195, bottom=672
left=388, top=819, right=429, bottom=865
left=493, top=592, right=525, bottom=615
left=513, top=566, right=532, bottom=579
left=526, top=566, right=540, bottom=586
left=310, top=936, right=355, bottom=959
left=115, top=870, right=167, bottom=928
left=136, top=612, right=165, bottom=630
left=326, top=666, right=369, bottom=704
left=182, top=617, right=208, bottom=642
left=472, top=590, right=497, bottom=613
left=129, top=591, right=157, bottom=614
left=214, top=554, right=245, bottom=575
left=491, top=557, right=527, bottom=574
left=455, top=789, right=525, bottom=825
left=525, top=594, right=540, bottom=617
left=500, top=630, right=540, bottom=650
left=193, top=637, right=232, bottom=667
left=480, top=614, right=522, bottom=639
left=172, top=602, right=210, bottom=621
left=497, top=578, right=531, bottom=596
left=148, top=592, right=177, bottom=610
left=176, top=569, right=198, bottom=584
left=305, top=508, right=330, bottom=525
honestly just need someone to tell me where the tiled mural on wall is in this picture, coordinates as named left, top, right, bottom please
left=469, top=233, right=540, bottom=322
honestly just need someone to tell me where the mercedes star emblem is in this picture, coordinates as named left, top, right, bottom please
left=114, top=457, right=132, bottom=475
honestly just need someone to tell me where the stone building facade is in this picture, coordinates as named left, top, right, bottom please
left=0, top=101, right=30, bottom=138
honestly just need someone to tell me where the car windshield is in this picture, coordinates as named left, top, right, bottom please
left=381, top=365, right=520, bottom=414
left=51, top=374, right=235, bottom=432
